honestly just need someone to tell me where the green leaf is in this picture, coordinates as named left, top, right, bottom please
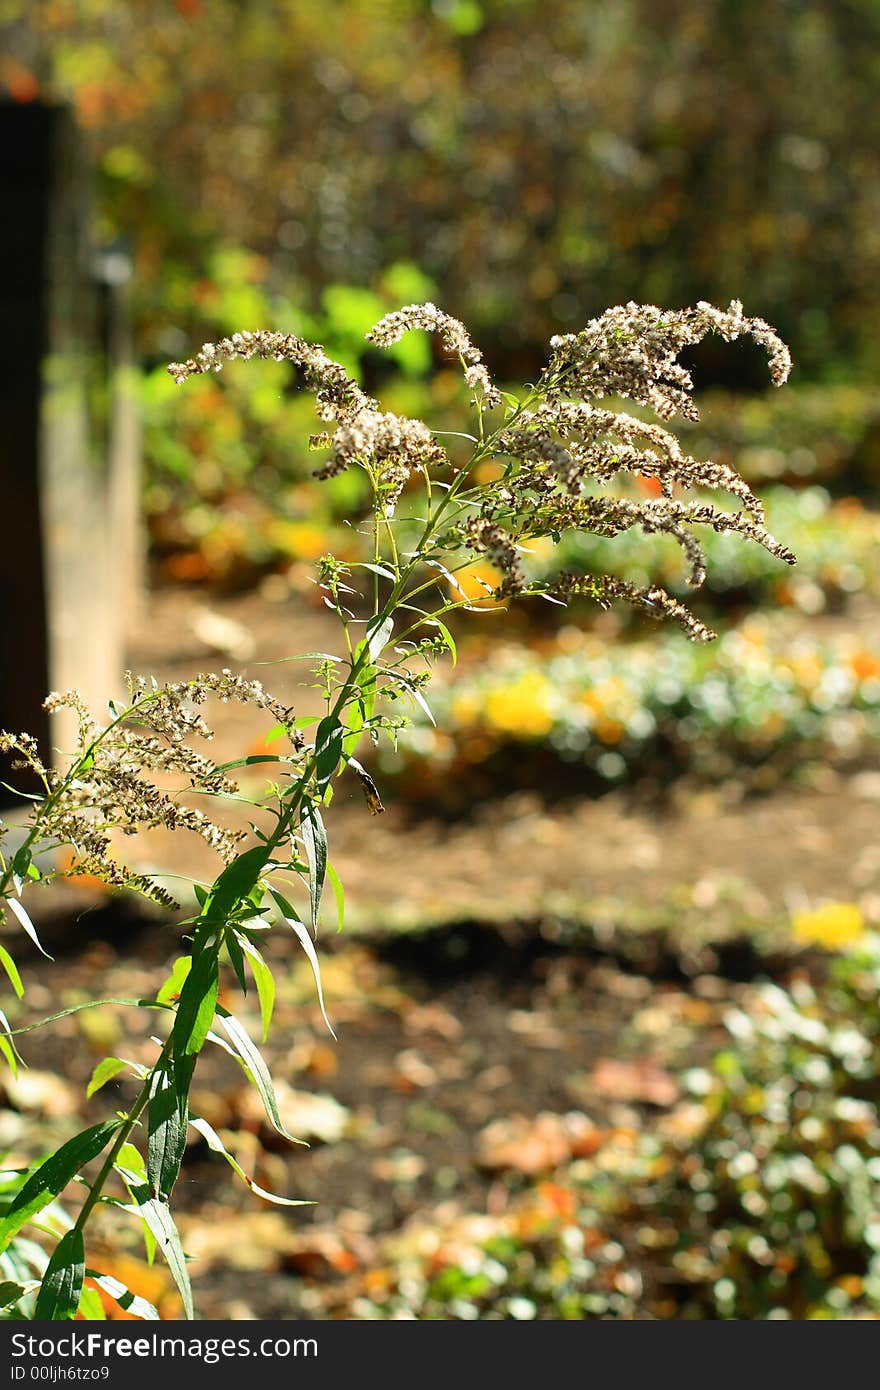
left=112, top=1149, right=155, bottom=1264
left=147, top=1056, right=194, bottom=1200
left=274, top=904, right=337, bottom=1040
left=225, top=930, right=248, bottom=995
left=425, top=616, right=457, bottom=664
left=211, top=754, right=289, bottom=775
left=326, top=860, right=345, bottom=933
left=203, top=845, right=269, bottom=923
left=33, top=1229, right=85, bottom=1320
left=0, top=944, right=24, bottom=1000
left=3, top=998, right=156, bottom=1039
left=357, top=561, right=397, bottom=581
left=76, top=1286, right=106, bottom=1321
left=157, top=955, right=192, bottom=1006
left=0, top=1122, right=120, bottom=1252
left=396, top=674, right=436, bottom=726
left=5, top=897, right=52, bottom=959
left=86, top=1057, right=145, bottom=1099
left=300, top=800, right=327, bottom=936
left=313, top=716, right=344, bottom=795
left=233, top=934, right=275, bottom=1042
left=0, top=1279, right=32, bottom=1310
left=86, top=1270, right=159, bottom=1321
left=189, top=1117, right=313, bottom=1207
left=11, top=846, right=32, bottom=896
left=0, top=1010, right=21, bottom=1079
left=364, top=615, right=394, bottom=662
left=171, top=948, right=219, bottom=1059
left=116, top=1174, right=193, bottom=1320
left=214, top=1010, right=306, bottom=1144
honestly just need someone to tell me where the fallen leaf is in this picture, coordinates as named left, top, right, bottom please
left=476, top=1112, right=598, bottom=1175
left=586, top=1059, right=680, bottom=1108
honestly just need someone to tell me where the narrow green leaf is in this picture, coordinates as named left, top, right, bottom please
left=300, top=800, right=327, bottom=936
left=116, top=1175, right=193, bottom=1320
left=425, top=616, right=457, bottom=666
left=233, top=934, right=275, bottom=1042
left=0, top=944, right=24, bottom=999
left=0, top=1122, right=120, bottom=1252
left=225, top=930, right=248, bottom=995
left=6, top=897, right=52, bottom=959
left=275, top=906, right=337, bottom=1039
left=112, top=1149, right=155, bottom=1264
left=147, top=1056, right=194, bottom=1200
left=33, top=1229, right=85, bottom=1320
left=211, top=754, right=288, bottom=775
left=11, top=847, right=31, bottom=896
left=0, top=1010, right=22, bottom=1079
left=396, top=674, right=436, bottom=726
left=189, top=1117, right=313, bottom=1207
left=343, top=695, right=365, bottom=757
left=326, top=861, right=345, bottom=933
left=357, top=561, right=396, bottom=581
left=0, top=1279, right=32, bottom=1310
left=86, top=1270, right=159, bottom=1321
left=203, top=845, right=269, bottom=923
left=86, top=1057, right=145, bottom=1099
left=313, top=716, right=344, bottom=795
left=365, top=615, right=394, bottom=662
left=3, top=998, right=157, bottom=1039
left=76, top=1286, right=106, bottom=1321
left=171, top=948, right=219, bottom=1059
left=157, top=955, right=192, bottom=1006
left=215, top=1011, right=306, bottom=1144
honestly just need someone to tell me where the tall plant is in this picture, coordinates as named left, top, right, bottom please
left=0, top=298, right=793, bottom=1319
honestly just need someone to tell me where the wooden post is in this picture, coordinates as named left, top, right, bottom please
left=0, top=102, right=140, bottom=794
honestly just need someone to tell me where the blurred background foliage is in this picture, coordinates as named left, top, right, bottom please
left=0, top=0, right=878, bottom=863
left=3, top=0, right=880, bottom=576
left=4, top=0, right=880, bottom=1324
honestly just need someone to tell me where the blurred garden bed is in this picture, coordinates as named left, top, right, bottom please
left=377, top=613, right=880, bottom=811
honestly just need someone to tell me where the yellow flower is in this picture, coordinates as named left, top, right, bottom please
left=791, top=902, right=865, bottom=951
left=484, top=672, right=555, bottom=738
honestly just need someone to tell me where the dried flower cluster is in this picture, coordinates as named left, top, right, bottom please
left=456, top=299, right=795, bottom=638
left=168, top=330, right=372, bottom=421
left=2, top=673, right=301, bottom=909
left=542, top=299, right=791, bottom=420
left=367, top=302, right=503, bottom=407
left=313, top=407, right=446, bottom=512
left=169, top=299, right=795, bottom=639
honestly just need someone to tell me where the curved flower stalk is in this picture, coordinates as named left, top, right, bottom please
left=0, top=298, right=794, bottom=1320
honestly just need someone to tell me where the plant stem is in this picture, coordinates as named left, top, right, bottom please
left=74, top=1034, right=173, bottom=1233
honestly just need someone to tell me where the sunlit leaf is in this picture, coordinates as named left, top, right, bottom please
left=0, top=1122, right=121, bottom=1252
left=34, top=1229, right=85, bottom=1321
left=273, top=903, right=337, bottom=1039
left=171, top=948, right=219, bottom=1059
left=86, top=1056, right=146, bottom=1099
left=313, top=716, right=344, bottom=795
left=147, top=1055, right=194, bottom=1200
left=5, top=897, right=52, bottom=959
left=326, top=860, right=345, bottom=933
left=0, top=944, right=23, bottom=1000
left=300, top=800, right=327, bottom=936
left=214, top=1010, right=307, bottom=1144
left=116, top=1173, right=193, bottom=1321
left=233, top=932, right=275, bottom=1041
left=189, top=1117, right=312, bottom=1207
left=86, top=1269, right=159, bottom=1321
